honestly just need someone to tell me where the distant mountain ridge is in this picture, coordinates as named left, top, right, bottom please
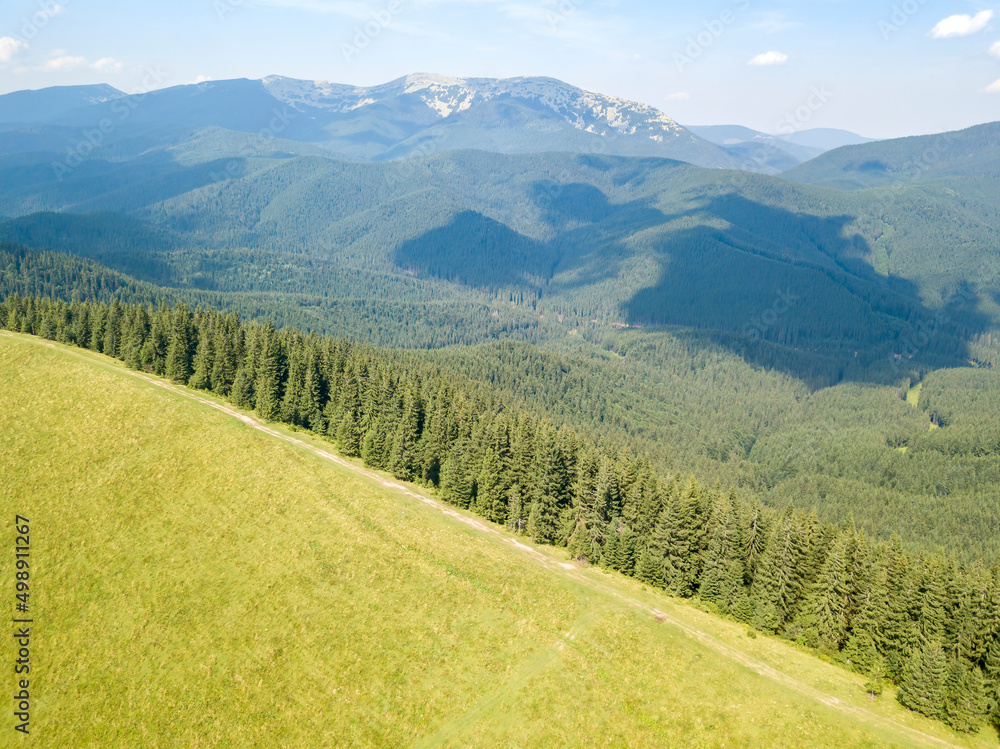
left=0, top=74, right=743, bottom=170
left=0, top=83, right=124, bottom=125
left=784, top=121, right=1000, bottom=189
left=687, top=124, right=874, bottom=173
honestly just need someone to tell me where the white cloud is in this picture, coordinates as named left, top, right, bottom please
left=0, top=36, right=28, bottom=63
left=748, top=51, right=788, bottom=66
left=990, top=41, right=1000, bottom=58
left=930, top=10, right=993, bottom=39
left=985, top=78, right=1000, bottom=93
left=193, top=75, right=213, bottom=84
left=750, top=12, right=803, bottom=34
left=665, top=92, right=690, bottom=101
left=252, top=0, right=379, bottom=17
left=91, top=57, right=123, bottom=73
left=40, top=55, right=87, bottom=71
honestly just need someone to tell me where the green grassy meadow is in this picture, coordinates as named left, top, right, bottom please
left=0, top=332, right=995, bottom=748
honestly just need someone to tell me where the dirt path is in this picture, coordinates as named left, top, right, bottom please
left=6, top=333, right=967, bottom=748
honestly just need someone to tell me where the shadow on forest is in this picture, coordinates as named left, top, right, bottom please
left=392, top=179, right=996, bottom=386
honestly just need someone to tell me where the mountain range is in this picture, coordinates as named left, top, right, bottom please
left=0, top=74, right=869, bottom=172
left=0, top=73, right=996, bottom=386
left=5, top=68, right=1000, bottom=744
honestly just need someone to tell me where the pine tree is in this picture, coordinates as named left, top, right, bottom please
left=917, top=555, right=952, bottom=646
left=360, top=415, right=391, bottom=470
left=898, top=640, right=948, bottom=718
left=440, top=438, right=477, bottom=508
left=659, top=478, right=706, bottom=598
left=102, top=299, right=123, bottom=358
left=254, top=324, right=282, bottom=421
left=751, top=508, right=810, bottom=632
left=476, top=418, right=512, bottom=525
left=144, top=304, right=170, bottom=376
left=943, top=660, right=990, bottom=733
left=795, top=531, right=854, bottom=651
left=71, top=303, right=91, bottom=350
left=279, top=334, right=304, bottom=424
left=614, top=527, right=638, bottom=575
left=333, top=360, right=363, bottom=456
left=188, top=318, right=215, bottom=391
left=165, top=303, right=195, bottom=383
left=388, top=382, right=422, bottom=481
left=741, top=498, right=769, bottom=586
left=4, top=293, right=20, bottom=330
left=38, top=303, right=56, bottom=340
left=601, top=528, right=621, bottom=570
left=122, top=306, right=150, bottom=370
left=527, top=431, right=571, bottom=544
left=298, top=343, right=325, bottom=433
left=635, top=544, right=665, bottom=588
left=87, top=304, right=105, bottom=351
left=843, top=551, right=892, bottom=674
left=210, top=317, right=240, bottom=396
left=698, top=495, right=746, bottom=611
left=507, top=486, right=526, bottom=533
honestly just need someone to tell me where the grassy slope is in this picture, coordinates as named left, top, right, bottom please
left=0, top=332, right=995, bottom=748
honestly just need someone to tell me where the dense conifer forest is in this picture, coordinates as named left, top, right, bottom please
left=4, top=241, right=999, bottom=559
left=3, top=292, right=999, bottom=735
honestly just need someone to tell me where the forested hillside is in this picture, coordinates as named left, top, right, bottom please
left=785, top=123, right=1000, bottom=190
left=10, top=331, right=994, bottom=748
left=2, top=135, right=998, bottom=385
left=3, top=294, right=1000, bottom=736
left=3, top=242, right=998, bottom=559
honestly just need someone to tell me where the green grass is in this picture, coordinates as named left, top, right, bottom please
left=906, top=382, right=922, bottom=407
left=1, top=332, right=996, bottom=748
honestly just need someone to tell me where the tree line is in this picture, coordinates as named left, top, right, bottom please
left=3, top=291, right=999, bottom=734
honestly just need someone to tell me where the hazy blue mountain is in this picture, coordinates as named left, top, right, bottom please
left=0, top=75, right=742, bottom=170
left=779, top=127, right=874, bottom=151
left=688, top=124, right=825, bottom=165
left=784, top=121, right=1000, bottom=189
left=0, top=84, right=124, bottom=125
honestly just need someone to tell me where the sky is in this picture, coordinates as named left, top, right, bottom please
left=0, top=0, right=998, bottom=139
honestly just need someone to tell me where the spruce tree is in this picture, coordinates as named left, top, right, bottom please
left=388, top=383, right=422, bottom=481
left=298, top=344, right=325, bottom=433
left=188, top=319, right=215, bottom=391
left=659, top=478, right=705, bottom=597
left=210, top=317, right=240, bottom=396
left=601, top=528, right=621, bottom=570
left=102, top=299, right=123, bottom=358
left=796, top=531, right=854, bottom=651
left=635, top=544, right=665, bottom=588
left=476, top=420, right=511, bottom=524
left=698, top=494, right=746, bottom=611
left=943, top=660, right=990, bottom=733
left=527, top=431, right=571, bottom=544
left=615, top=527, right=638, bottom=576
left=333, top=360, right=363, bottom=456
left=279, top=334, right=304, bottom=424
left=253, top=325, right=282, bottom=421
left=751, top=509, right=809, bottom=632
left=165, top=303, right=195, bottom=383
left=898, top=640, right=948, bottom=718
left=440, top=439, right=476, bottom=508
